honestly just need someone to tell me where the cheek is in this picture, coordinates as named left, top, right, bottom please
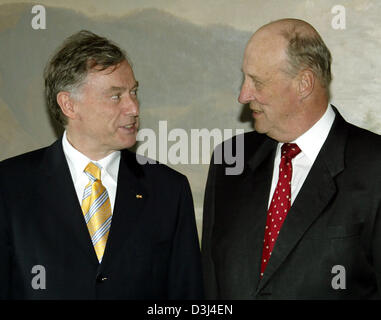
left=83, top=109, right=116, bottom=135
left=94, top=106, right=118, bottom=124
left=256, top=85, right=276, bottom=105
left=249, top=93, right=266, bottom=108
left=254, top=91, right=272, bottom=112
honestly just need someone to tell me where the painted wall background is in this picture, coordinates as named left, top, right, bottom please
left=1, top=0, right=381, bottom=239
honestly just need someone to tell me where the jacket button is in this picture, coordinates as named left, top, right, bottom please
left=96, top=274, right=108, bottom=283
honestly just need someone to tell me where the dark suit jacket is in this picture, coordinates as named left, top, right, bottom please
left=0, top=139, right=203, bottom=299
left=202, top=107, right=381, bottom=299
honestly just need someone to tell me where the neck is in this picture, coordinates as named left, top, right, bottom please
left=65, top=130, right=113, bottom=161
left=276, top=98, right=329, bottom=143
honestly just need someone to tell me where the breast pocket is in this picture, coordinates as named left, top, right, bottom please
left=303, top=222, right=365, bottom=270
left=327, top=223, right=363, bottom=239
left=328, top=223, right=366, bottom=271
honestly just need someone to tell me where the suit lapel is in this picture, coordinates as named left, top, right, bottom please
left=256, top=108, right=348, bottom=293
left=39, top=140, right=99, bottom=265
left=38, top=141, right=148, bottom=270
left=236, top=137, right=277, bottom=294
left=99, top=150, right=147, bottom=272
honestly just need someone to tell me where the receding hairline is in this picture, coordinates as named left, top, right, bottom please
left=258, top=18, right=320, bottom=38
left=247, top=18, right=332, bottom=93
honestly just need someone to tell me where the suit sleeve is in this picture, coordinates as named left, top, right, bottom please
left=371, top=191, right=381, bottom=298
left=0, top=177, right=11, bottom=299
left=201, top=151, right=219, bottom=299
left=167, top=175, right=204, bottom=299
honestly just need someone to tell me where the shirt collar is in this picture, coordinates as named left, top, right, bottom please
left=277, top=104, right=336, bottom=163
left=62, top=131, right=120, bottom=184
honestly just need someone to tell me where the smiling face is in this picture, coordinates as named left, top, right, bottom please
left=65, top=60, right=139, bottom=160
left=238, top=28, right=303, bottom=142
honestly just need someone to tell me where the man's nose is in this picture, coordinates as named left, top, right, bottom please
left=123, top=96, right=139, bottom=116
left=238, top=82, right=254, bottom=104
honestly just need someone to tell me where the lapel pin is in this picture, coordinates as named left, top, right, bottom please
left=136, top=194, right=143, bottom=199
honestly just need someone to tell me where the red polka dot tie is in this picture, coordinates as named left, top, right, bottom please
left=260, top=143, right=301, bottom=278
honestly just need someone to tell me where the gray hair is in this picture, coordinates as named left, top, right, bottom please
left=280, top=26, right=332, bottom=91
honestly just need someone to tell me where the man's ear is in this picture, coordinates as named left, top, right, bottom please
left=56, top=91, right=76, bottom=120
left=297, top=69, right=315, bottom=99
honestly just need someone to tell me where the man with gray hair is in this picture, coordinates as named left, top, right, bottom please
left=202, top=19, right=381, bottom=299
left=0, top=30, right=203, bottom=299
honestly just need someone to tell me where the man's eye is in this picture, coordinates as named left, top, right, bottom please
left=130, top=89, right=138, bottom=96
left=254, top=80, right=263, bottom=90
left=111, top=94, right=121, bottom=101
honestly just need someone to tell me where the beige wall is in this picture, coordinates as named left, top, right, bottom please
left=1, top=0, right=381, bottom=238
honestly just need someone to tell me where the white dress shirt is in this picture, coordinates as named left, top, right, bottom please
left=267, top=104, right=336, bottom=209
left=62, top=131, right=120, bottom=212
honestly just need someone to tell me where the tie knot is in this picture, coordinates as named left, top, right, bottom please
left=84, top=162, right=101, bottom=181
left=281, top=143, right=301, bottom=160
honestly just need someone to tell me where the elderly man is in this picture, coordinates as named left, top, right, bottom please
left=0, top=30, right=203, bottom=299
left=202, top=19, right=381, bottom=299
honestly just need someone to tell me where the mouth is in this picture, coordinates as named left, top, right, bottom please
left=123, top=122, right=136, bottom=129
left=121, top=116, right=139, bottom=130
left=249, top=104, right=262, bottom=112
left=119, top=118, right=139, bottom=133
left=251, top=109, right=264, bottom=119
left=250, top=106, right=262, bottom=112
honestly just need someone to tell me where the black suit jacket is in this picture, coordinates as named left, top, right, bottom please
left=0, top=139, right=203, bottom=299
left=202, top=107, right=381, bottom=299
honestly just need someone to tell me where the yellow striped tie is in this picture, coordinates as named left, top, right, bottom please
left=81, top=162, right=112, bottom=262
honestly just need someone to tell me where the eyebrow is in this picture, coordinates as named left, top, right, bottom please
left=249, top=75, right=267, bottom=86
left=131, top=81, right=139, bottom=90
left=105, top=81, right=139, bottom=94
left=241, top=69, right=262, bottom=82
left=248, top=74, right=262, bottom=83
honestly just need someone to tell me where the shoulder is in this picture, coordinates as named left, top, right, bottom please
left=331, top=107, right=381, bottom=152
left=343, top=120, right=381, bottom=155
left=0, top=146, right=48, bottom=174
left=329, top=113, right=381, bottom=175
left=121, top=149, right=189, bottom=185
left=219, top=130, right=267, bottom=148
left=347, top=122, right=381, bottom=145
left=213, top=130, right=272, bottom=164
left=345, top=124, right=381, bottom=173
left=0, top=146, right=52, bottom=195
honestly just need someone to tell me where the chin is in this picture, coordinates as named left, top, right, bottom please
left=110, top=140, right=135, bottom=152
left=253, top=123, right=266, bottom=134
left=115, top=131, right=138, bottom=149
left=123, top=140, right=137, bottom=149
